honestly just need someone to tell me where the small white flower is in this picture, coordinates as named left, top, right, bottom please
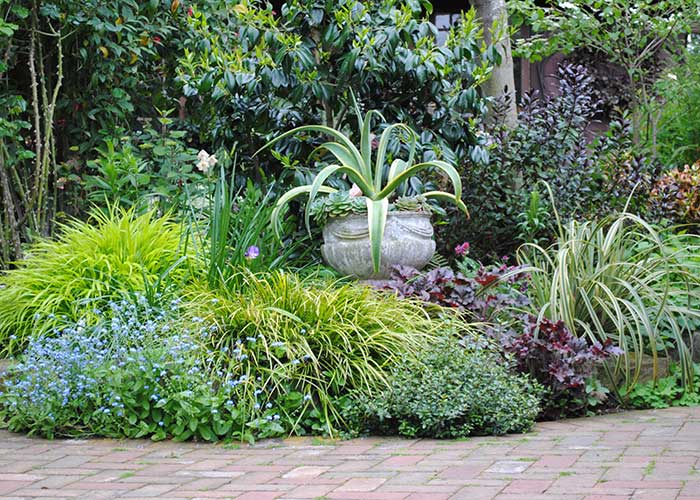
left=667, top=73, right=678, bottom=81
left=196, top=150, right=218, bottom=173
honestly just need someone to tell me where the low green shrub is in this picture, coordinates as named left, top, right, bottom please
left=0, top=209, right=186, bottom=356
left=627, top=364, right=700, bottom=409
left=0, top=289, right=519, bottom=442
left=185, top=270, right=443, bottom=435
left=344, top=338, right=541, bottom=438
left=85, top=111, right=202, bottom=215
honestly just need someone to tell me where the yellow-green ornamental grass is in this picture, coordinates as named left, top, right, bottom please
left=185, top=270, right=445, bottom=434
left=0, top=209, right=187, bottom=356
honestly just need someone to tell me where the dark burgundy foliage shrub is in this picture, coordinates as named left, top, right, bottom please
left=382, top=263, right=529, bottom=323
left=500, top=316, right=623, bottom=419
left=441, top=63, right=660, bottom=261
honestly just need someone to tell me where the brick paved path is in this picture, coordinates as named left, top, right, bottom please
left=0, top=407, right=699, bottom=499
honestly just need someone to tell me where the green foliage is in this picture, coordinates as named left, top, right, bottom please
left=0, top=1, right=46, bottom=260
left=660, top=233, right=700, bottom=336
left=516, top=190, right=551, bottom=247
left=1, top=0, right=195, bottom=264
left=0, top=0, right=25, bottom=40
left=192, top=165, right=311, bottom=289
left=85, top=109, right=202, bottom=214
left=509, top=0, right=694, bottom=65
left=85, top=140, right=152, bottom=208
left=509, top=0, right=697, bottom=140
left=178, top=0, right=494, bottom=177
left=0, top=92, right=32, bottom=265
left=185, top=270, right=442, bottom=435
left=51, top=0, right=190, bottom=151
left=653, top=51, right=700, bottom=166
left=265, top=108, right=467, bottom=273
left=627, top=364, right=700, bottom=409
left=0, top=209, right=186, bottom=356
left=344, top=338, right=541, bottom=438
left=517, top=211, right=700, bottom=395
left=0, top=2, right=31, bottom=264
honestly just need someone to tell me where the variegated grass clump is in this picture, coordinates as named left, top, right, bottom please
left=517, top=212, right=700, bottom=395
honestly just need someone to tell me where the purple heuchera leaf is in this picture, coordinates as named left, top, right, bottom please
left=382, top=263, right=528, bottom=318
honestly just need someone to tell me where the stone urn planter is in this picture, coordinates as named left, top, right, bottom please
left=263, top=108, right=467, bottom=279
left=321, top=211, right=436, bottom=279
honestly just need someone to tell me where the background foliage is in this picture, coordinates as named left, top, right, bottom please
left=509, top=0, right=697, bottom=146
left=652, top=50, right=700, bottom=167
left=0, top=0, right=198, bottom=265
left=0, top=0, right=496, bottom=268
left=177, top=0, right=494, bottom=180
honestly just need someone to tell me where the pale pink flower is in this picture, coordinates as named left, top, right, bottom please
left=349, top=183, right=363, bottom=198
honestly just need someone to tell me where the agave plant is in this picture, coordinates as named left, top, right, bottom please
left=259, top=107, right=468, bottom=273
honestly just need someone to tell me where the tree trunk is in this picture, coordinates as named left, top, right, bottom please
left=473, top=0, right=518, bottom=128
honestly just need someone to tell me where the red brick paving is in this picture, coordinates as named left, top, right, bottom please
left=0, top=407, right=699, bottom=499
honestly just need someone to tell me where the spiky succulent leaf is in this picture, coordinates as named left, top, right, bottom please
left=374, top=123, right=415, bottom=191
left=271, top=185, right=337, bottom=238
left=379, top=160, right=463, bottom=203
left=387, top=158, right=409, bottom=186
left=360, top=110, right=385, bottom=177
left=422, top=191, right=469, bottom=216
left=366, top=198, right=390, bottom=274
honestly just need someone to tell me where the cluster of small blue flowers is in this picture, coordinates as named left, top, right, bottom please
left=1, top=297, right=322, bottom=440
left=2, top=329, right=105, bottom=418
